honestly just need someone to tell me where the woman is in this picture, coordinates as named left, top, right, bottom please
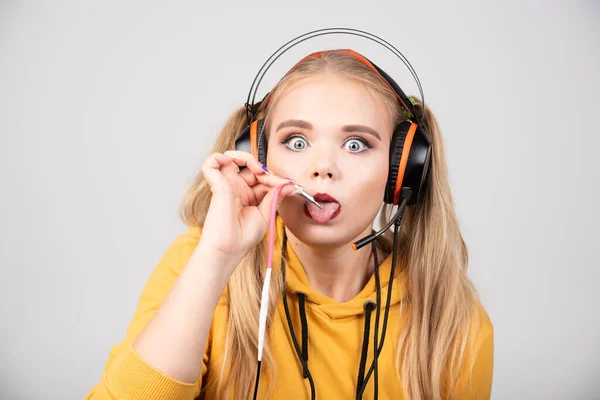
left=87, top=49, right=493, bottom=399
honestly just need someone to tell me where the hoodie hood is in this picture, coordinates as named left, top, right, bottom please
left=270, top=213, right=408, bottom=320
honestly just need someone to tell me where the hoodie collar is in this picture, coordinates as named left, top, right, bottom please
left=270, top=214, right=408, bottom=320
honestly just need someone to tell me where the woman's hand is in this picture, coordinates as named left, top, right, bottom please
left=198, top=150, right=297, bottom=266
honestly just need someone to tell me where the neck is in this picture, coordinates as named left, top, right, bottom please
left=284, top=226, right=380, bottom=303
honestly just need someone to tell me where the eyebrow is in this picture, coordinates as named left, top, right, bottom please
left=275, top=119, right=381, bottom=141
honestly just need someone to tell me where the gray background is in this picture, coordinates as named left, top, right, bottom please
left=1, top=1, right=598, bottom=399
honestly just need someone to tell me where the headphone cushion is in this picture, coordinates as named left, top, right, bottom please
left=385, top=121, right=411, bottom=204
left=256, top=119, right=267, bottom=165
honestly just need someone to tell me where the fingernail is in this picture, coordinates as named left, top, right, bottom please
left=262, top=164, right=270, bottom=175
left=284, top=177, right=296, bottom=184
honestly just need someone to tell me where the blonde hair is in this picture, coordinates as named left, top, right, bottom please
left=179, top=50, right=483, bottom=399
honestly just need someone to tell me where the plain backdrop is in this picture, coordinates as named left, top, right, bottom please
left=1, top=1, right=598, bottom=399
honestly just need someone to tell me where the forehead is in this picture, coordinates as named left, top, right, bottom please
left=268, top=74, right=394, bottom=136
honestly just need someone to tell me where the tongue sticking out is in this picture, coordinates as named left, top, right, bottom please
left=305, top=202, right=340, bottom=223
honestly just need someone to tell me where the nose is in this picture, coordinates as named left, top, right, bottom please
left=309, top=149, right=339, bottom=181
left=313, top=170, right=333, bottom=179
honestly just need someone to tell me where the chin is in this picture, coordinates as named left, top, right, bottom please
left=292, top=228, right=351, bottom=250
left=280, top=210, right=363, bottom=249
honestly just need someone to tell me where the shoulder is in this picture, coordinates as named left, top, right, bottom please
left=455, top=300, right=494, bottom=397
left=462, top=300, right=493, bottom=362
left=472, top=301, right=494, bottom=336
left=174, top=225, right=203, bottom=247
left=472, top=301, right=493, bottom=346
left=160, top=225, right=202, bottom=262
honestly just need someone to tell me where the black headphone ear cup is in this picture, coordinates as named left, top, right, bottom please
left=385, top=121, right=432, bottom=205
left=385, top=122, right=410, bottom=205
left=256, top=119, right=267, bottom=165
left=405, top=125, right=431, bottom=205
left=234, top=119, right=267, bottom=165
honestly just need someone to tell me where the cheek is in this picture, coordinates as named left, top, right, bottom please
left=345, top=160, right=389, bottom=212
left=349, top=158, right=388, bottom=189
left=266, top=147, right=293, bottom=177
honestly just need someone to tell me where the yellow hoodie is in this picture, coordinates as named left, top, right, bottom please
left=86, top=215, right=494, bottom=399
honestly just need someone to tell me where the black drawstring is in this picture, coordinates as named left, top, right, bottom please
left=281, top=231, right=317, bottom=400
left=356, top=301, right=376, bottom=399
left=278, top=227, right=386, bottom=400
left=297, top=292, right=309, bottom=378
left=356, top=234, right=382, bottom=399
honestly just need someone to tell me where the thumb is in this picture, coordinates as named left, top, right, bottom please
left=257, top=181, right=298, bottom=222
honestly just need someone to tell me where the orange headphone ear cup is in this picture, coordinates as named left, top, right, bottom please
left=234, top=119, right=268, bottom=165
left=385, top=121, right=432, bottom=205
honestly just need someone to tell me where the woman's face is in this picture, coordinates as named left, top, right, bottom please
left=266, top=73, right=394, bottom=248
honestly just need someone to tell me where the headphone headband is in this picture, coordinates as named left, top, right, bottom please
left=245, top=28, right=425, bottom=126
left=257, top=49, right=414, bottom=117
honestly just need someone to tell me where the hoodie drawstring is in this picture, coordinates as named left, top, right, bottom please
left=356, top=301, right=376, bottom=399
left=281, top=232, right=317, bottom=399
left=297, top=292, right=309, bottom=378
left=280, top=228, right=382, bottom=400
left=295, top=295, right=376, bottom=399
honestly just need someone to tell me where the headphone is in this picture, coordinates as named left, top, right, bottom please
left=235, top=28, right=432, bottom=206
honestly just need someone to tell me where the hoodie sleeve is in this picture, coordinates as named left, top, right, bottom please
left=456, top=304, right=495, bottom=399
left=85, top=226, right=209, bottom=400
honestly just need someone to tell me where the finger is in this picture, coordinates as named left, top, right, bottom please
left=223, top=150, right=268, bottom=176
left=236, top=167, right=287, bottom=188
left=201, top=152, right=231, bottom=169
left=255, top=173, right=296, bottom=188
left=231, top=160, right=294, bottom=190
left=248, top=183, right=271, bottom=204
left=205, top=153, right=247, bottom=190
left=220, top=158, right=241, bottom=181
left=237, top=166, right=260, bottom=188
left=257, top=181, right=298, bottom=219
left=236, top=182, right=284, bottom=208
left=237, top=173, right=300, bottom=207
left=201, top=153, right=236, bottom=192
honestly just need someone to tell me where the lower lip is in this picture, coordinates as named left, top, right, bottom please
left=303, top=203, right=342, bottom=222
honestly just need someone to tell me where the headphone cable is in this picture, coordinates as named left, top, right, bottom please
left=357, top=196, right=408, bottom=399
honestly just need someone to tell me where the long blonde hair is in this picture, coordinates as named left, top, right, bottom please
left=180, top=51, right=482, bottom=399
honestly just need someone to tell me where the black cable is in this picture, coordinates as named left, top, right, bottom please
left=252, top=360, right=262, bottom=400
left=356, top=302, right=375, bottom=399
left=357, top=198, right=407, bottom=399
left=356, top=237, right=381, bottom=400
left=352, top=201, right=406, bottom=251
left=372, top=243, right=381, bottom=400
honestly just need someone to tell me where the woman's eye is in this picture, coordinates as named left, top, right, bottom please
left=282, top=134, right=372, bottom=153
left=344, top=137, right=372, bottom=153
left=282, top=135, right=308, bottom=151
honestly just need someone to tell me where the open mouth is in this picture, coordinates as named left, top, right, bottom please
left=304, top=193, right=341, bottom=223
